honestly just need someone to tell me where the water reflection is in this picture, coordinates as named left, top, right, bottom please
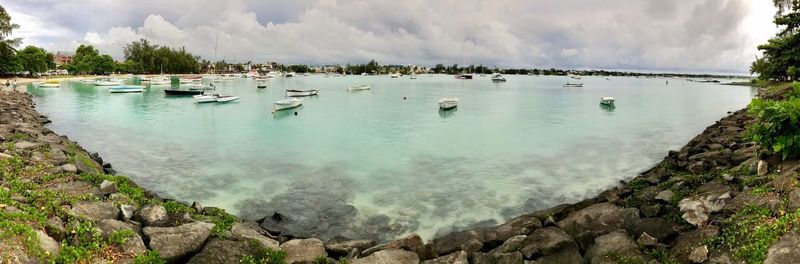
left=273, top=106, right=303, bottom=119
left=599, top=104, right=616, bottom=112
left=439, top=108, right=458, bottom=118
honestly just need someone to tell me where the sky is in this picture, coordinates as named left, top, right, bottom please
left=3, top=0, right=780, bottom=74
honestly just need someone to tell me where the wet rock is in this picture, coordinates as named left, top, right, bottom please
left=45, top=216, right=66, bottom=242
left=134, top=204, right=168, bottom=227
left=488, top=214, right=541, bottom=242
left=670, top=226, right=719, bottom=264
left=231, top=222, right=279, bottom=250
left=689, top=245, right=709, bottom=263
left=637, top=232, right=658, bottom=247
left=351, top=249, right=419, bottom=264
left=625, top=217, right=678, bottom=243
left=758, top=160, right=768, bottom=176
left=143, top=221, right=215, bottom=262
left=363, top=233, right=424, bottom=256
left=765, top=231, right=800, bottom=264
left=556, top=203, right=639, bottom=251
left=542, top=215, right=556, bottom=227
left=471, top=252, right=523, bottom=264
left=584, top=229, right=649, bottom=264
left=422, top=250, right=467, bottom=264
left=325, top=236, right=377, bottom=257
left=431, top=229, right=484, bottom=257
left=60, top=164, right=77, bottom=174
left=489, top=235, right=527, bottom=254
left=97, top=219, right=139, bottom=240
left=519, top=227, right=579, bottom=261
left=188, top=237, right=260, bottom=264
left=70, top=201, right=119, bottom=222
left=35, top=229, right=60, bottom=256
left=281, top=238, right=327, bottom=264
left=99, top=180, right=117, bottom=195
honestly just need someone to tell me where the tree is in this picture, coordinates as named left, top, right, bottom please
left=122, top=39, right=200, bottom=74
left=96, top=54, right=114, bottom=74
left=0, top=5, right=21, bottom=74
left=16, top=45, right=51, bottom=75
left=68, top=44, right=100, bottom=74
left=752, top=1, right=800, bottom=80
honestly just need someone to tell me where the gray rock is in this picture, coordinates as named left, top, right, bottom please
left=74, top=157, right=102, bottom=174
left=119, top=233, right=147, bottom=255
left=52, top=181, right=100, bottom=197
left=134, top=204, right=168, bottom=227
left=758, top=160, right=768, bottom=176
left=471, top=252, right=523, bottom=264
left=765, top=231, right=800, bottom=264
left=188, top=237, right=260, bottom=264
left=431, top=229, right=484, bottom=257
left=281, top=238, right=327, bottom=264
left=192, top=201, right=204, bottom=213
left=97, top=219, right=139, bottom=240
left=325, top=237, right=377, bottom=257
left=518, top=227, right=577, bottom=258
left=789, top=189, right=800, bottom=212
left=556, top=203, right=639, bottom=251
left=625, top=217, right=678, bottom=242
left=363, top=233, right=424, bottom=256
left=725, top=192, right=782, bottom=215
left=99, top=180, right=117, bottom=195
left=120, top=204, right=136, bottom=221
left=351, top=249, right=419, bottom=264
left=655, top=190, right=675, bottom=203
left=60, top=164, right=77, bottom=174
left=488, top=214, right=542, bottom=242
left=230, top=222, right=279, bottom=250
left=70, top=201, right=119, bottom=222
left=421, top=250, right=468, bottom=264
left=45, top=216, right=65, bottom=242
left=35, top=229, right=60, bottom=256
left=143, top=221, right=215, bottom=262
left=489, top=235, right=527, bottom=254
left=14, top=141, right=38, bottom=150
left=640, top=205, right=661, bottom=218
left=585, top=230, right=649, bottom=264
left=679, top=182, right=732, bottom=227
left=0, top=152, right=12, bottom=159
left=689, top=245, right=709, bottom=263
left=637, top=232, right=658, bottom=247
left=670, top=226, right=719, bottom=263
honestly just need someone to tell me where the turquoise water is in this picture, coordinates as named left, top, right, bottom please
left=28, top=75, right=755, bottom=240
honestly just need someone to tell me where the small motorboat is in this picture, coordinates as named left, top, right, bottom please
left=109, top=85, right=145, bottom=93
left=438, top=97, right=459, bottom=110
left=286, top=89, right=319, bottom=97
left=39, top=80, right=61, bottom=88
left=390, top=73, right=400, bottom=78
left=563, top=83, right=583, bottom=88
left=284, top=72, right=295, bottom=77
left=490, top=74, right=506, bottom=83
left=274, top=98, right=303, bottom=111
left=600, top=97, right=615, bottom=107
left=150, top=77, right=171, bottom=85
left=165, top=89, right=204, bottom=95
left=456, top=74, right=473, bottom=80
left=193, top=94, right=219, bottom=103
left=410, top=73, right=418, bottom=79
left=95, top=79, right=122, bottom=86
left=179, top=78, right=199, bottom=84
left=347, top=84, right=371, bottom=91
left=216, top=94, right=239, bottom=103
left=257, top=80, right=268, bottom=88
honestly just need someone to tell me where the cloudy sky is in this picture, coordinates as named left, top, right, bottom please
left=4, top=0, right=778, bottom=73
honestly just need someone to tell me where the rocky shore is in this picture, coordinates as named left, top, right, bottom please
left=1, top=86, right=797, bottom=263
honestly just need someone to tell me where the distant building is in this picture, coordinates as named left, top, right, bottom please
left=53, top=51, right=74, bottom=66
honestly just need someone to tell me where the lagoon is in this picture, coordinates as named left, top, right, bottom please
left=28, top=74, right=755, bottom=241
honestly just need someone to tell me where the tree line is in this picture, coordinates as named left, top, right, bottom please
left=751, top=1, right=800, bottom=80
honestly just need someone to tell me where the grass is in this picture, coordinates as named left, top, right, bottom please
left=715, top=205, right=800, bottom=264
left=133, top=250, right=166, bottom=264
left=240, top=239, right=288, bottom=264
left=108, top=229, right=136, bottom=245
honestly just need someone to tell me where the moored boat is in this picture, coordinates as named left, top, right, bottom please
left=600, top=97, right=615, bottom=107
left=389, top=73, right=400, bottom=78
left=95, top=79, right=122, bottom=86
left=193, top=94, right=218, bottom=103
left=456, top=74, right=473, bottom=80
left=285, top=89, right=319, bottom=97
left=490, top=73, right=506, bottom=82
left=216, top=94, right=239, bottom=103
left=563, top=82, right=583, bottom=87
left=273, top=98, right=303, bottom=111
left=164, top=89, right=204, bottom=95
left=150, top=77, right=171, bottom=85
left=438, top=97, right=459, bottom=110
left=347, top=84, right=371, bottom=91
left=39, top=80, right=61, bottom=88
left=109, top=85, right=144, bottom=93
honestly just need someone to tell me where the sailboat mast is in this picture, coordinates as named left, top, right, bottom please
left=214, top=24, right=219, bottom=74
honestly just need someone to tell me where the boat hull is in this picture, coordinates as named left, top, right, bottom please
left=286, top=90, right=319, bottom=97
left=165, top=89, right=204, bottom=95
left=109, top=88, right=144, bottom=93
left=274, top=99, right=303, bottom=111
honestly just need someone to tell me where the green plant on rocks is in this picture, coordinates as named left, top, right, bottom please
left=133, top=250, right=166, bottom=264
left=240, top=239, right=288, bottom=264
left=717, top=205, right=800, bottom=263
left=108, top=229, right=136, bottom=245
left=747, top=82, right=800, bottom=159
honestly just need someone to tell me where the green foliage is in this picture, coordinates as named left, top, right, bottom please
left=603, top=251, right=645, bottom=264
left=717, top=206, right=800, bottom=263
left=133, top=250, right=166, bottom=264
left=16, top=45, right=53, bottom=74
left=163, top=200, right=194, bottom=214
left=0, top=4, right=21, bottom=74
left=311, top=256, right=348, bottom=264
left=747, top=85, right=800, bottom=159
left=240, top=240, right=288, bottom=264
left=77, top=173, right=149, bottom=206
left=108, top=229, right=136, bottom=245
left=123, top=38, right=200, bottom=74
left=752, top=2, right=800, bottom=80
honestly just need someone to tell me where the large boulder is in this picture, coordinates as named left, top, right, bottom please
left=96, top=219, right=139, bottom=239
left=489, top=235, right=527, bottom=254
left=765, top=231, right=800, bottom=264
left=35, top=229, right=60, bottom=257
left=351, top=249, right=419, bottom=264
left=486, top=214, right=541, bottom=242
left=422, top=250, right=468, bottom=264
left=432, top=229, right=484, bottom=257
left=134, top=204, right=169, bottom=227
left=231, top=222, right=279, bottom=250
left=556, top=203, right=639, bottom=251
left=70, top=201, right=119, bottom=222
left=624, top=217, right=679, bottom=243
left=679, top=181, right=732, bottom=227
left=188, top=238, right=261, bottom=264
left=325, top=236, right=377, bottom=257
left=143, top=221, right=215, bottom=262
left=519, top=227, right=581, bottom=264
left=363, top=233, right=424, bottom=256
left=584, top=230, right=649, bottom=264
left=52, top=181, right=100, bottom=197
left=281, top=238, right=327, bottom=264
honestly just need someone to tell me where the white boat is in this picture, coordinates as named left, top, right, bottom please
left=347, top=84, right=371, bottom=91
left=39, top=80, right=61, bottom=88
left=193, top=94, right=219, bottom=103
left=109, top=85, right=144, bottom=93
left=216, top=94, right=239, bottom=103
left=284, top=72, right=295, bottom=77
left=563, top=83, right=583, bottom=88
left=95, top=79, right=122, bottom=86
left=389, top=73, right=400, bottom=78
left=257, top=80, right=268, bottom=88
left=410, top=73, right=418, bottom=79
left=303, top=73, right=309, bottom=76
left=490, top=74, right=506, bottom=82
left=361, top=73, right=368, bottom=76
left=600, top=97, right=615, bottom=107
left=569, top=74, right=582, bottom=80
left=150, top=77, right=171, bottom=85
left=438, top=98, right=459, bottom=110
left=274, top=98, right=303, bottom=111
left=285, top=89, right=319, bottom=97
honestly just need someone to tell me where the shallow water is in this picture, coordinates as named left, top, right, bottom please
left=29, top=75, right=755, bottom=240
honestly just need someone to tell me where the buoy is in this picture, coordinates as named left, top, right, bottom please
left=294, top=112, right=298, bottom=116
left=403, top=97, right=407, bottom=100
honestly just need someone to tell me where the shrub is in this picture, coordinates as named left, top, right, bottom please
left=747, top=82, right=800, bottom=159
